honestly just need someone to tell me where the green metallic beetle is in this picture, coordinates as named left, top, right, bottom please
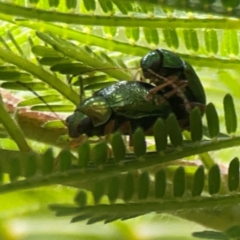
left=66, top=81, right=189, bottom=138
left=140, top=49, right=206, bottom=108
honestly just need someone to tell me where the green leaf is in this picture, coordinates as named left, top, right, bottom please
left=133, top=128, right=146, bottom=158
left=108, top=176, right=119, bottom=203
left=111, top=132, right=126, bottom=162
left=204, top=29, right=218, bottom=55
left=192, top=166, right=205, bottom=197
left=78, top=142, right=90, bottom=168
left=228, top=157, right=239, bottom=192
left=25, top=154, right=38, bottom=178
left=18, top=95, right=62, bottom=107
left=50, top=63, right=92, bottom=75
left=153, top=118, right=167, bottom=153
left=42, top=120, right=65, bottom=128
left=155, top=169, right=166, bottom=199
left=0, top=71, right=32, bottom=81
left=31, top=104, right=74, bottom=112
left=206, top=103, right=220, bottom=139
left=167, top=114, right=183, bottom=148
left=74, top=190, right=87, bottom=207
left=138, top=171, right=149, bottom=200
left=162, top=28, right=179, bottom=49
left=42, top=148, right=54, bottom=175
left=123, top=173, right=134, bottom=202
left=173, top=166, right=185, bottom=198
left=1, top=82, right=47, bottom=91
left=223, top=94, right=237, bottom=134
left=92, top=180, right=105, bottom=204
left=190, top=107, right=203, bottom=143
left=92, top=141, right=108, bottom=167
left=9, top=158, right=21, bottom=182
left=58, top=149, right=72, bottom=172
left=32, top=46, right=63, bottom=57
left=208, top=164, right=221, bottom=195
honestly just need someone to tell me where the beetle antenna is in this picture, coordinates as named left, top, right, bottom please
left=78, top=76, right=85, bottom=103
left=147, top=69, right=192, bottom=113
left=67, top=66, right=140, bottom=104
left=16, top=81, right=66, bottom=125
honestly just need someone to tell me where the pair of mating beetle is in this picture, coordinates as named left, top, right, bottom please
left=66, top=49, right=206, bottom=140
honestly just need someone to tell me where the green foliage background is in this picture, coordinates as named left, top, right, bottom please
left=0, top=0, right=240, bottom=239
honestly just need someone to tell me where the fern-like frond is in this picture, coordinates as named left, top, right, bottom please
left=0, top=0, right=240, bottom=236
left=0, top=95, right=238, bottom=194
left=47, top=157, right=239, bottom=229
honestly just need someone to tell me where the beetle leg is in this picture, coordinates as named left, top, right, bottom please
left=163, top=81, right=188, bottom=97
left=149, top=80, right=186, bottom=101
left=103, top=120, right=115, bottom=142
left=147, top=69, right=168, bottom=83
left=177, top=103, right=205, bottom=130
left=146, top=77, right=179, bottom=99
left=178, top=101, right=206, bottom=117
left=146, top=69, right=192, bottom=113
left=146, top=69, right=192, bottom=110
left=188, top=102, right=206, bottom=115
left=133, top=68, right=142, bottom=81
left=118, top=121, right=134, bottom=147
left=68, top=134, right=89, bottom=148
left=163, top=81, right=191, bottom=110
left=178, top=118, right=190, bottom=130
left=98, top=120, right=116, bottom=158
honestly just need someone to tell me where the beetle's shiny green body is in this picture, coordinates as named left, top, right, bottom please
left=66, top=49, right=206, bottom=139
left=80, top=81, right=173, bottom=125
left=140, top=49, right=206, bottom=105
left=66, top=81, right=188, bottom=138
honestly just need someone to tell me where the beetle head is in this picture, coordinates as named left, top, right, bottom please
left=66, top=111, right=89, bottom=138
left=140, top=49, right=184, bottom=81
left=140, top=50, right=162, bottom=79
